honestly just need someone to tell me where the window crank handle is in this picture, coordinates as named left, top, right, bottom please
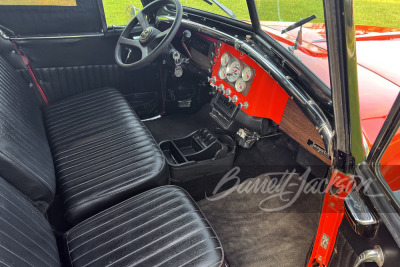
left=353, top=246, right=384, bottom=267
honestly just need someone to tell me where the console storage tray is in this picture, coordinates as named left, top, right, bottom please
left=159, top=129, right=236, bottom=182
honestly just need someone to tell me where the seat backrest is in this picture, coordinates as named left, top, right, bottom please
left=0, top=177, right=60, bottom=266
left=0, top=55, right=55, bottom=206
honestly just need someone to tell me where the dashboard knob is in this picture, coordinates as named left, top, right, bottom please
left=238, top=103, right=243, bottom=108
left=226, top=88, right=231, bottom=96
left=227, top=96, right=232, bottom=102
left=218, top=84, right=224, bottom=93
left=243, top=101, right=249, bottom=109
left=208, top=76, right=216, bottom=85
left=232, top=95, right=238, bottom=103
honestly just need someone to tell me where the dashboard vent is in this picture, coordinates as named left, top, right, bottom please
left=210, top=93, right=239, bottom=130
left=215, top=94, right=237, bottom=116
left=284, top=62, right=300, bottom=77
left=270, top=48, right=284, bottom=66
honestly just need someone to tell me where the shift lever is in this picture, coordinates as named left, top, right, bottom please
left=181, top=30, right=192, bottom=58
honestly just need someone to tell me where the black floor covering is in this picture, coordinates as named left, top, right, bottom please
left=198, top=175, right=323, bottom=267
left=144, top=104, right=323, bottom=266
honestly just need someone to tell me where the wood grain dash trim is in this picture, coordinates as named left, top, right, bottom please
left=280, top=99, right=331, bottom=165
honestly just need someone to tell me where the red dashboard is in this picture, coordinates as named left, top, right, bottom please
left=209, top=41, right=289, bottom=124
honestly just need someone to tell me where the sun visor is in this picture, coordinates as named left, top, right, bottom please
left=0, top=0, right=105, bottom=36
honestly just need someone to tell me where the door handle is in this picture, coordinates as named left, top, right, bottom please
left=353, top=245, right=384, bottom=267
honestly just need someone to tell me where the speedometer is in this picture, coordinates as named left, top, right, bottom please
left=226, top=58, right=242, bottom=83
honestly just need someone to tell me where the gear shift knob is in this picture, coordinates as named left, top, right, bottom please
left=183, top=30, right=191, bottom=41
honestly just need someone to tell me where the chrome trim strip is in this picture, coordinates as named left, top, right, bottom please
left=158, top=16, right=334, bottom=157
left=0, top=28, right=10, bottom=40
left=141, top=115, right=162, bottom=122
left=7, top=32, right=104, bottom=41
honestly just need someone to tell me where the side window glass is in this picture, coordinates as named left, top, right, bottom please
left=102, top=0, right=143, bottom=26
left=379, top=128, right=400, bottom=204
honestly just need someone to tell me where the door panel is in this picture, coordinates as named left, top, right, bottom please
left=330, top=214, right=400, bottom=266
left=13, top=33, right=161, bottom=117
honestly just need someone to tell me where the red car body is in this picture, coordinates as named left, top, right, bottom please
left=259, top=21, right=400, bottom=190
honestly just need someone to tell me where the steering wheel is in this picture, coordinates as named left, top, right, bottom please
left=115, top=0, right=182, bottom=70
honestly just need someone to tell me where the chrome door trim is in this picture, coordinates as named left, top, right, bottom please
left=344, top=190, right=379, bottom=238
left=7, top=32, right=105, bottom=41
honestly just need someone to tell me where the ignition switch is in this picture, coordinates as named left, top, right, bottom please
left=170, top=49, right=189, bottom=78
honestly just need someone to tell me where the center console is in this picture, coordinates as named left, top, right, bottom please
left=159, top=129, right=236, bottom=182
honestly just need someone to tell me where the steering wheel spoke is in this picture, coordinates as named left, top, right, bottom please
left=136, top=11, right=149, bottom=30
left=119, top=36, right=150, bottom=59
left=140, top=46, right=150, bottom=58
left=119, top=36, right=141, bottom=47
left=155, top=29, right=169, bottom=41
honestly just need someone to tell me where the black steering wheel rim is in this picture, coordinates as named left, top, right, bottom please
left=115, top=0, right=182, bottom=70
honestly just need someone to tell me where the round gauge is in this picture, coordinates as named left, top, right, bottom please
left=218, top=67, right=227, bottom=80
left=226, top=59, right=242, bottom=83
left=235, top=78, right=246, bottom=93
left=242, top=66, right=253, bottom=81
left=221, top=52, right=230, bottom=67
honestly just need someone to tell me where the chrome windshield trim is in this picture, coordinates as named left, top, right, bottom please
left=362, top=133, right=370, bottom=158
left=158, top=15, right=334, bottom=158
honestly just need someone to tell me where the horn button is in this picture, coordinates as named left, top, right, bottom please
left=139, top=27, right=157, bottom=45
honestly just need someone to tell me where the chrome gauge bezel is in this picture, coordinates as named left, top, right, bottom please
left=235, top=78, right=246, bottom=93
left=221, top=52, right=230, bottom=67
left=226, top=58, right=242, bottom=83
left=242, top=66, right=253, bottom=82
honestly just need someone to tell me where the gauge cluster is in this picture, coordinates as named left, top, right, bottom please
left=207, top=39, right=289, bottom=123
left=218, top=52, right=255, bottom=96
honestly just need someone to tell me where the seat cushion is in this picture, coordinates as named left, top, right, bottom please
left=0, top=177, right=60, bottom=266
left=66, top=186, right=224, bottom=267
left=0, top=56, right=56, bottom=207
left=43, top=88, right=168, bottom=224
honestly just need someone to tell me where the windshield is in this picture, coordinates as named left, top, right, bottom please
left=255, top=0, right=330, bottom=87
left=180, top=0, right=250, bottom=21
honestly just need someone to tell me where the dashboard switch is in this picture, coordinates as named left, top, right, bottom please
left=232, top=95, right=238, bottom=103
left=218, top=84, right=225, bottom=93
left=226, top=88, right=231, bottom=96
left=243, top=102, right=249, bottom=109
left=238, top=103, right=243, bottom=108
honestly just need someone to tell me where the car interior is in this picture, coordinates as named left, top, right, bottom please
left=0, top=0, right=335, bottom=266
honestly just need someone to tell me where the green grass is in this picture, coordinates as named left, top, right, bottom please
left=102, top=0, right=400, bottom=29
